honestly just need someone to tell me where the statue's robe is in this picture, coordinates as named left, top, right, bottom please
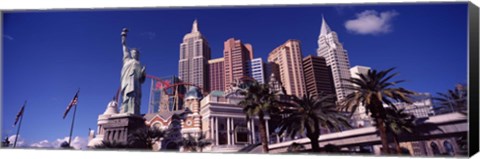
left=120, top=57, right=145, bottom=115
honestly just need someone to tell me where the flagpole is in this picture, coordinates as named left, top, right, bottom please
left=13, top=100, right=26, bottom=148
left=68, top=99, right=78, bottom=147
left=67, top=89, right=79, bottom=147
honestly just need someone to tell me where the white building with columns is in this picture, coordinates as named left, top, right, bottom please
left=200, top=90, right=270, bottom=152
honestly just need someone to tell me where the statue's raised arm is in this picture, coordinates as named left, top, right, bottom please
left=121, top=28, right=130, bottom=60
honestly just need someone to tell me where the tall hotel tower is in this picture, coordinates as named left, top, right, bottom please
left=223, top=38, right=253, bottom=91
left=317, top=16, right=352, bottom=101
left=268, top=40, right=306, bottom=97
left=208, top=58, right=225, bottom=91
left=179, top=20, right=211, bottom=92
left=302, top=55, right=336, bottom=100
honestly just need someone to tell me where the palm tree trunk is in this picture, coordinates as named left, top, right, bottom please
left=258, top=111, right=269, bottom=153
left=307, top=120, right=321, bottom=152
left=308, top=135, right=320, bottom=152
left=393, top=134, right=402, bottom=155
left=376, top=117, right=390, bottom=154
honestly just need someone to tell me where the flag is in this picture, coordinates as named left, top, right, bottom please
left=63, top=90, right=79, bottom=119
left=13, top=103, right=25, bottom=126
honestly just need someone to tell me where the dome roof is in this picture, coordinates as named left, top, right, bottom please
left=185, top=86, right=203, bottom=100
left=103, top=100, right=118, bottom=115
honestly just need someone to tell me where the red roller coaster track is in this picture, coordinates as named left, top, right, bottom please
left=146, top=74, right=204, bottom=96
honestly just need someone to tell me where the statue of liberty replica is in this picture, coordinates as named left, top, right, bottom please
left=95, top=28, right=147, bottom=146
left=120, top=28, right=146, bottom=115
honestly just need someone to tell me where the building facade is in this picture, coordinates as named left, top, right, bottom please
left=248, top=58, right=266, bottom=84
left=302, top=55, right=336, bottom=99
left=267, top=40, right=306, bottom=97
left=178, top=20, right=211, bottom=92
left=317, top=16, right=352, bottom=101
left=209, top=58, right=225, bottom=91
left=223, top=38, right=253, bottom=91
left=395, top=93, right=434, bottom=118
left=200, top=90, right=270, bottom=152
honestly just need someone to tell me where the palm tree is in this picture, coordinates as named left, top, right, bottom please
left=237, top=81, right=279, bottom=153
left=60, top=141, right=73, bottom=149
left=177, top=133, right=211, bottom=152
left=177, top=134, right=196, bottom=152
left=340, top=68, right=415, bottom=154
left=382, top=107, right=416, bottom=155
left=195, top=133, right=212, bottom=152
left=287, top=142, right=306, bottom=153
left=128, top=126, right=167, bottom=150
left=278, top=92, right=351, bottom=152
left=433, top=84, right=467, bottom=114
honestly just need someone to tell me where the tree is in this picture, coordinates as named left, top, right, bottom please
left=94, top=140, right=128, bottom=149
left=128, top=126, right=166, bottom=150
left=237, top=81, right=279, bottom=153
left=278, top=92, right=351, bottom=152
left=287, top=142, right=305, bottom=153
left=382, top=107, right=416, bottom=155
left=177, top=133, right=211, bottom=152
left=433, top=84, right=467, bottom=114
left=60, top=141, right=74, bottom=149
left=340, top=68, right=415, bottom=154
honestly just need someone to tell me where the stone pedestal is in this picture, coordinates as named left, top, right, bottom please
left=102, top=113, right=146, bottom=145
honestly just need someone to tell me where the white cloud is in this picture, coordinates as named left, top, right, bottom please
left=334, top=5, right=354, bottom=15
left=29, top=136, right=88, bottom=150
left=8, top=135, right=26, bottom=147
left=345, top=10, right=399, bottom=35
left=30, top=140, right=53, bottom=148
left=3, top=35, right=14, bottom=40
left=141, top=31, right=156, bottom=40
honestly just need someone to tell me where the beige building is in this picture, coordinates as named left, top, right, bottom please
left=208, top=58, right=225, bottom=91
left=267, top=40, right=306, bottom=97
left=223, top=38, right=253, bottom=91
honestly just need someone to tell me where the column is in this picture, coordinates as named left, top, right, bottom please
left=265, top=119, right=270, bottom=143
left=123, top=128, right=128, bottom=142
left=215, top=117, right=219, bottom=145
left=230, top=118, right=235, bottom=145
left=210, top=117, right=214, bottom=141
left=251, top=119, right=256, bottom=143
left=247, top=120, right=251, bottom=144
left=227, top=118, right=231, bottom=145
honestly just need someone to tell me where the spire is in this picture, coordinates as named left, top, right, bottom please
left=320, top=15, right=332, bottom=36
left=191, top=19, right=199, bottom=33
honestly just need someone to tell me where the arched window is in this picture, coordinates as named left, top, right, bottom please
left=153, top=122, right=164, bottom=130
left=444, top=141, right=455, bottom=156
left=431, top=142, right=441, bottom=155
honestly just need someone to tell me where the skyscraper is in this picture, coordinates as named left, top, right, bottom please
left=248, top=58, right=266, bottom=84
left=178, top=20, right=211, bottom=92
left=268, top=40, right=306, bottom=97
left=209, top=58, right=225, bottom=91
left=302, top=55, right=336, bottom=100
left=317, top=16, right=352, bottom=101
left=223, top=38, right=253, bottom=91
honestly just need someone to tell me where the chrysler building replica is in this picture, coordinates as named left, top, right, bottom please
left=178, top=20, right=211, bottom=92
left=317, top=16, right=352, bottom=101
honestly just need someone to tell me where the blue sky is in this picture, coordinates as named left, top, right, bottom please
left=2, top=3, right=468, bottom=148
